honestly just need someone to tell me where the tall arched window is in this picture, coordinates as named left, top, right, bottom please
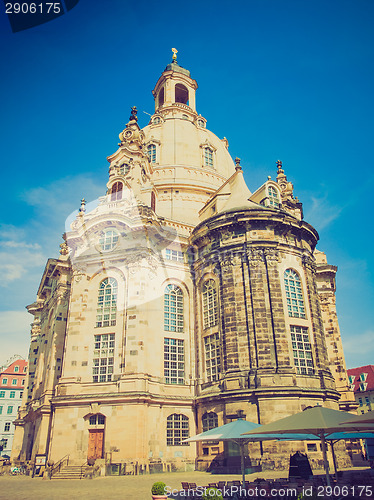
left=202, top=412, right=218, bottom=432
left=147, top=144, right=156, bottom=163
left=203, top=280, right=218, bottom=329
left=164, top=284, right=183, bottom=332
left=268, top=186, right=280, bottom=207
left=111, top=182, right=123, bottom=201
left=204, top=147, right=213, bottom=168
left=96, top=278, right=118, bottom=327
left=166, top=414, right=189, bottom=445
left=284, top=269, right=306, bottom=319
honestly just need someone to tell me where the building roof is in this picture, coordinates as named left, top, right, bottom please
left=347, top=365, right=374, bottom=393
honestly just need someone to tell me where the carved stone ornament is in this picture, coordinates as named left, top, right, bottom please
left=220, top=229, right=232, bottom=241
left=73, top=269, right=85, bottom=283
left=246, top=248, right=265, bottom=265
left=302, top=254, right=317, bottom=273
left=263, top=248, right=279, bottom=266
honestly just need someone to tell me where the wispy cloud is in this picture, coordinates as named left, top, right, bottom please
left=0, top=310, right=31, bottom=366
left=21, top=174, right=104, bottom=221
left=303, top=194, right=343, bottom=231
left=0, top=249, right=46, bottom=285
left=0, top=241, right=41, bottom=249
left=0, top=224, right=46, bottom=285
left=342, top=330, right=374, bottom=368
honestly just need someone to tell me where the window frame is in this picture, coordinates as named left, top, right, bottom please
left=204, top=332, right=221, bottom=382
left=110, top=181, right=123, bottom=202
left=164, top=338, right=185, bottom=385
left=164, top=284, right=184, bottom=333
left=92, top=333, right=115, bottom=383
left=99, top=229, right=120, bottom=252
left=268, top=185, right=280, bottom=207
left=166, top=414, right=189, bottom=446
left=202, top=412, right=218, bottom=432
left=147, top=143, right=157, bottom=164
left=290, top=325, right=314, bottom=376
left=96, top=277, right=118, bottom=328
left=202, top=279, right=218, bottom=329
left=203, top=147, right=214, bottom=168
left=284, top=269, right=306, bottom=319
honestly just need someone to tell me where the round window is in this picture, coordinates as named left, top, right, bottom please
left=99, top=229, right=119, bottom=251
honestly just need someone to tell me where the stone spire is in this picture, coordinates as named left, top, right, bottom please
left=275, top=160, right=303, bottom=219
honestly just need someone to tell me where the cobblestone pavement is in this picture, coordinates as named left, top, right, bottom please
left=0, top=467, right=371, bottom=500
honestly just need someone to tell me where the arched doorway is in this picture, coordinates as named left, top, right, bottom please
left=87, top=414, right=105, bottom=460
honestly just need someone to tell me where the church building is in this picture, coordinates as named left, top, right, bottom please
left=12, top=52, right=357, bottom=472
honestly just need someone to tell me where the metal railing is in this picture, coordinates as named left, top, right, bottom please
left=49, top=454, right=69, bottom=479
left=80, top=460, right=88, bottom=479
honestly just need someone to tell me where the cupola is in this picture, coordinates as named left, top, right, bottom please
left=152, top=49, right=198, bottom=113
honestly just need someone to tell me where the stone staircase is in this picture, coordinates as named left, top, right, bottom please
left=51, top=464, right=86, bottom=480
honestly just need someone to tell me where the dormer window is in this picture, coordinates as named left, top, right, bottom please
left=197, top=119, right=205, bottom=128
left=111, top=182, right=123, bottom=201
left=147, top=144, right=157, bottom=164
left=153, top=116, right=161, bottom=125
left=360, top=373, right=368, bottom=382
left=119, top=163, right=130, bottom=176
left=204, top=147, right=213, bottom=168
left=268, top=185, right=280, bottom=207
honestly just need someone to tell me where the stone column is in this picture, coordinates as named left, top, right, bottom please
left=302, top=255, right=335, bottom=390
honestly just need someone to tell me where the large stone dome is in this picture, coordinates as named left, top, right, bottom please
left=140, top=60, right=236, bottom=226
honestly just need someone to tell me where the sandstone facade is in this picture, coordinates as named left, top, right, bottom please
left=12, top=56, right=357, bottom=473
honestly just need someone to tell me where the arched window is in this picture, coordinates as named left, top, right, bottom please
left=175, top=84, right=189, bottom=105
left=197, top=119, right=205, bottom=128
left=166, top=414, right=189, bottom=445
left=268, top=186, right=280, bottom=207
left=202, top=412, right=218, bottom=432
left=203, top=280, right=218, bottom=329
left=158, top=87, right=165, bottom=107
left=96, top=278, right=118, bottom=327
left=153, top=116, right=161, bottom=125
left=164, top=284, right=183, bottom=332
left=89, top=414, right=105, bottom=426
left=204, top=147, right=213, bottom=168
left=99, top=229, right=119, bottom=251
left=284, top=269, right=306, bottom=319
left=147, top=144, right=156, bottom=163
left=111, top=182, right=123, bottom=201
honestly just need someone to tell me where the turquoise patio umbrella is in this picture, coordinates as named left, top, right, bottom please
left=184, top=418, right=315, bottom=487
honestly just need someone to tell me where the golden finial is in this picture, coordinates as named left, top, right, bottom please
left=172, top=48, right=178, bottom=62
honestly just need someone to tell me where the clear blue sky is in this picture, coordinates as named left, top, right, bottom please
left=0, top=0, right=373, bottom=369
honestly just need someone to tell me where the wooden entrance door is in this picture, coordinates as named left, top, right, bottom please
left=88, top=429, right=104, bottom=460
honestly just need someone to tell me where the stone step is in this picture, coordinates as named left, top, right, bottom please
left=51, top=465, right=87, bottom=480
